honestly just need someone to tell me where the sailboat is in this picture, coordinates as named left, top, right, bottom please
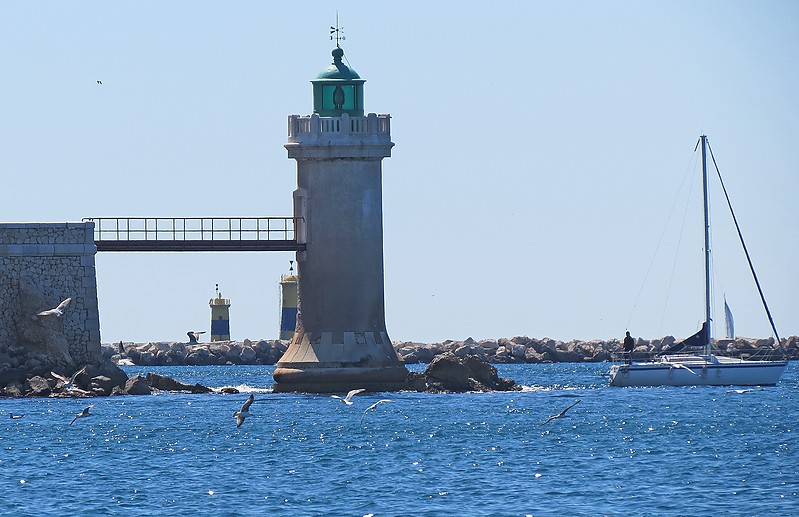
left=609, top=135, right=787, bottom=387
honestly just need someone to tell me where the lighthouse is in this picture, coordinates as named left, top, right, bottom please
left=272, top=38, right=408, bottom=392
left=209, top=284, right=231, bottom=341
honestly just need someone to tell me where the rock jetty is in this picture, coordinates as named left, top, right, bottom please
left=104, top=335, right=798, bottom=367
left=1, top=334, right=216, bottom=398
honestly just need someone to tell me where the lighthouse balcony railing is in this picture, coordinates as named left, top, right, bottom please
left=287, top=113, right=391, bottom=143
left=83, top=217, right=306, bottom=252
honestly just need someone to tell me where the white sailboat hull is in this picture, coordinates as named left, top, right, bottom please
left=609, top=355, right=787, bottom=387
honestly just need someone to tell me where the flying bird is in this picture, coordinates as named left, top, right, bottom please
left=233, top=394, right=254, bottom=428
left=51, top=366, right=87, bottom=392
left=331, top=388, right=365, bottom=405
left=187, top=331, right=206, bottom=344
left=9, top=412, right=24, bottom=419
left=70, top=404, right=95, bottom=425
left=725, top=388, right=764, bottom=394
left=670, top=363, right=699, bottom=376
left=540, top=399, right=581, bottom=426
left=97, top=80, right=102, bottom=84
left=361, top=399, right=393, bottom=424
left=32, top=297, right=72, bottom=320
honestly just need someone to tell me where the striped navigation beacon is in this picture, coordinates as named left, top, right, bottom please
left=209, top=284, right=231, bottom=341
left=279, top=261, right=298, bottom=340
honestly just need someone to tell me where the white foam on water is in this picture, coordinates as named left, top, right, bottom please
left=218, top=384, right=272, bottom=394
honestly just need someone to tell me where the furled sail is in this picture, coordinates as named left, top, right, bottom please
left=724, top=296, right=735, bottom=339
left=660, top=321, right=708, bottom=355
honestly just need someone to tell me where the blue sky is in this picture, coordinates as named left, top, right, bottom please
left=2, top=1, right=797, bottom=344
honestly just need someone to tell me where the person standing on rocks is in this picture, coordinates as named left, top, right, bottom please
left=623, top=331, right=635, bottom=364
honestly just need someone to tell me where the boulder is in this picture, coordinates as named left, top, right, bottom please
left=89, top=375, right=115, bottom=396
left=453, top=345, right=473, bottom=358
left=74, top=361, right=128, bottom=391
left=424, top=352, right=474, bottom=391
left=137, top=351, right=155, bottom=366
left=418, top=352, right=519, bottom=392
left=402, top=351, right=419, bottom=364
left=478, top=339, right=499, bottom=351
left=145, top=373, right=212, bottom=393
left=415, top=347, right=435, bottom=363
left=524, top=348, right=547, bottom=363
left=26, top=375, right=52, bottom=397
left=511, top=344, right=527, bottom=360
left=3, top=383, right=25, bottom=397
left=125, top=375, right=152, bottom=395
left=494, top=346, right=511, bottom=362
left=240, top=346, right=257, bottom=363
left=591, top=350, right=612, bottom=362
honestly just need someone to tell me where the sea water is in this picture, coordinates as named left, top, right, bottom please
left=1, top=363, right=797, bottom=516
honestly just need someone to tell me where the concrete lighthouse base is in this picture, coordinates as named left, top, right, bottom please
left=272, top=328, right=409, bottom=393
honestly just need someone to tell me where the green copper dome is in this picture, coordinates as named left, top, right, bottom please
left=311, top=47, right=365, bottom=117
left=315, top=47, right=362, bottom=81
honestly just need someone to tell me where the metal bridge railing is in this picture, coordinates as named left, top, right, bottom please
left=82, top=217, right=305, bottom=252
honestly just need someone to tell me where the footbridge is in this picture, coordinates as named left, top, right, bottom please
left=83, top=217, right=305, bottom=252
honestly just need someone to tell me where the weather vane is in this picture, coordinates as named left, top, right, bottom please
left=330, top=12, right=345, bottom=48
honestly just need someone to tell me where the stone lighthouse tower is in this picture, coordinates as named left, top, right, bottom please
left=272, top=42, right=408, bottom=393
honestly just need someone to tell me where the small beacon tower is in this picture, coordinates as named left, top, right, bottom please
left=279, top=261, right=298, bottom=340
left=209, top=284, right=231, bottom=342
left=273, top=38, right=408, bottom=392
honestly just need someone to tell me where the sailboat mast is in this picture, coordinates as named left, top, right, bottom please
left=700, top=134, right=712, bottom=354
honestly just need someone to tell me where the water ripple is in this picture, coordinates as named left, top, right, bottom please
left=1, top=363, right=798, bottom=515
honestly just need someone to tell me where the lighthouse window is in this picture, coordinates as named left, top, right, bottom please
left=322, top=84, right=356, bottom=112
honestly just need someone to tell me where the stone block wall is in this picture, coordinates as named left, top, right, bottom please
left=0, top=222, right=100, bottom=364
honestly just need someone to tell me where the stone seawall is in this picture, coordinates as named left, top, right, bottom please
left=105, top=335, right=799, bottom=366
left=0, top=222, right=101, bottom=365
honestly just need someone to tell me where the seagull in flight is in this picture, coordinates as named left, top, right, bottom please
left=70, top=404, right=95, bottom=425
left=540, top=399, right=581, bottom=426
left=51, top=366, right=87, bottom=392
left=9, top=412, right=24, bottom=419
left=670, top=363, right=698, bottom=376
left=725, top=388, right=764, bottom=394
left=32, top=297, right=72, bottom=320
left=233, top=394, right=254, bottom=428
left=361, top=399, right=393, bottom=424
left=331, top=388, right=365, bottom=405
left=187, top=331, right=206, bottom=344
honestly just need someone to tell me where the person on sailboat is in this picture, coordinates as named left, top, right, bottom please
left=623, top=331, right=635, bottom=364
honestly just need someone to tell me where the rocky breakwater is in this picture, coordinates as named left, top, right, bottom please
left=105, top=335, right=798, bottom=369
left=0, top=339, right=214, bottom=398
left=107, top=339, right=287, bottom=366
left=394, top=335, right=799, bottom=364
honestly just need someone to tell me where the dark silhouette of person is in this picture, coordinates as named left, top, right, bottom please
left=623, top=331, right=635, bottom=364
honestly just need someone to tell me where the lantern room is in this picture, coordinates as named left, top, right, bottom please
left=311, top=47, right=365, bottom=117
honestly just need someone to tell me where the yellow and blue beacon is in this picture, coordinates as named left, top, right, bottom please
left=279, top=262, right=298, bottom=340
left=209, top=284, right=231, bottom=341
